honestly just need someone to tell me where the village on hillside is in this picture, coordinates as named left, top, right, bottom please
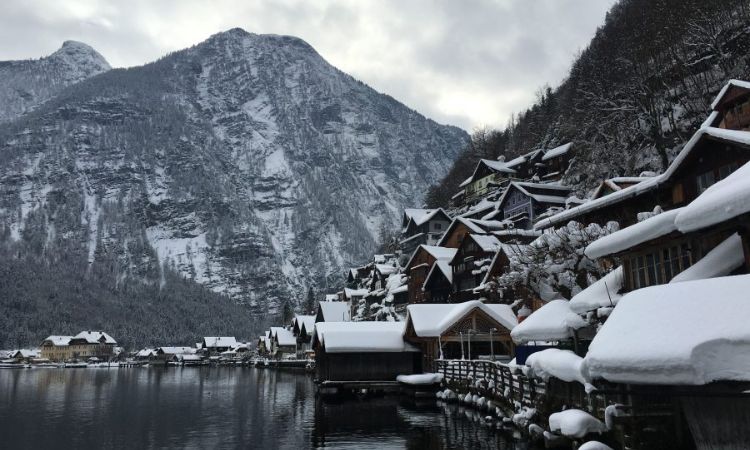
left=5, top=79, right=749, bottom=449
left=254, top=79, right=750, bottom=449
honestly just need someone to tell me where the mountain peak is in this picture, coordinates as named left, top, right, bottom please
left=51, top=40, right=111, bottom=72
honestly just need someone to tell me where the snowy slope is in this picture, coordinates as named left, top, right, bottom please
left=0, top=29, right=468, bottom=316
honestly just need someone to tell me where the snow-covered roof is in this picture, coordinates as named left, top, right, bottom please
left=492, top=229, right=542, bottom=240
left=314, top=321, right=417, bottom=353
left=294, top=314, right=316, bottom=335
left=72, top=331, right=117, bottom=344
left=324, top=294, right=339, bottom=301
left=402, top=208, right=450, bottom=230
left=423, top=260, right=453, bottom=290
left=136, top=349, right=156, bottom=357
left=670, top=233, right=744, bottom=283
left=344, top=287, right=369, bottom=298
left=674, top=159, right=750, bottom=233
left=42, top=336, right=73, bottom=346
left=158, top=346, right=196, bottom=355
left=460, top=158, right=518, bottom=188
left=375, top=264, right=398, bottom=276
left=469, top=234, right=503, bottom=252
left=584, top=274, right=750, bottom=384
left=318, top=301, right=351, bottom=322
left=203, top=337, right=237, bottom=348
left=12, top=349, right=40, bottom=358
left=271, top=327, right=296, bottom=346
left=535, top=127, right=750, bottom=230
left=499, top=182, right=570, bottom=210
left=510, top=300, right=587, bottom=344
left=436, top=217, right=510, bottom=246
left=585, top=208, right=681, bottom=259
left=710, top=79, right=750, bottom=110
left=406, top=300, right=517, bottom=337
left=541, top=142, right=572, bottom=161
left=549, top=409, right=606, bottom=439
left=569, top=267, right=624, bottom=314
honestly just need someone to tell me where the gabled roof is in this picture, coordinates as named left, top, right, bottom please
left=710, top=79, right=750, bottom=110
left=404, top=244, right=457, bottom=270
left=405, top=300, right=518, bottom=337
left=591, top=177, right=652, bottom=199
left=422, top=260, right=453, bottom=290
left=459, top=158, right=518, bottom=188
left=318, top=301, right=351, bottom=322
left=272, top=327, right=296, bottom=346
left=541, top=142, right=572, bottom=161
left=313, top=321, right=416, bottom=353
left=477, top=243, right=529, bottom=287
left=203, top=337, right=237, bottom=348
left=499, top=181, right=571, bottom=208
left=468, top=234, right=503, bottom=252
left=344, top=287, right=368, bottom=298
left=42, top=335, right=73, bottom=346
left=535, top=126, right=750, bottom=230
left=436, top=217, right=510, bottom=247
left=158, top=346, right=196, bottom=355
left=294, top=315, right=316, bottom=336
left=72, top=331, right=116, bottom=344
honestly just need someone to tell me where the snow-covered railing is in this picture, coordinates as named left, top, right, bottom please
left=435, top=359, right=545, bottom=407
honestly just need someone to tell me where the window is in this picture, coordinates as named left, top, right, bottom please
left=697, top=171, right=715, bottom=194
left=629, top=242, right=693, bottom=290
left=434, top=223, right=442, bottom=230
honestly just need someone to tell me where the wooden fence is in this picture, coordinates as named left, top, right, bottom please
left=435, top=359, right=545, bottom=408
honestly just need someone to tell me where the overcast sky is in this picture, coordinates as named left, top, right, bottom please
left=1, top=0, right=616, bottom=131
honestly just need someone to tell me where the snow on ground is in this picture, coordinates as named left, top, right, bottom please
left=396, top=373, right=444, bottom=385
left=525, top=349, right=590, bottom=387
left=670, top=233, right=744, bottom=283
left=548, top=409, right=607, bottom=438
left=569, top=267, right=623, bottom=314
left=584, top=274, right=750, bottom=385
left=510, top=300, right=587, bottom=344
left=146, top=227, right=213, bottom=287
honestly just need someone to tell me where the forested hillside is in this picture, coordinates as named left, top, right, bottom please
left=427, top=0, right=750, bottom=207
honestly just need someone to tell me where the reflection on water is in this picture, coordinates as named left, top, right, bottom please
left=0, top=368, right=531, bottom=449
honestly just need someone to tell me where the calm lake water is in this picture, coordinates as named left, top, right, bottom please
left=0, top=367, right=533, bottom=449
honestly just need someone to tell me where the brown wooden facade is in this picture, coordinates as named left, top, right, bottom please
left=450, top=234, right=499, bottom=302
left=404, top=307, right=514, bottom=372
left=405, top=246, right=440, bottom=304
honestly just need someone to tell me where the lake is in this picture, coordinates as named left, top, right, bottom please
left=0, top=367, right=533, bottom=449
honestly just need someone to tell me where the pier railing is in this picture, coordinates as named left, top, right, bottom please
left=435, top=359, right=544, bottom=408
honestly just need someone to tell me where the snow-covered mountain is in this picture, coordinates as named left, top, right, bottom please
left=0, top=41, right=111, bottom=123
left=0, top=29, right=467, bottom=315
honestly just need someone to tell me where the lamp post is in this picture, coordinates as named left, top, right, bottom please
left=459, top=332, right=465, bottom=360
left=489, top=328, right=498, bottom=361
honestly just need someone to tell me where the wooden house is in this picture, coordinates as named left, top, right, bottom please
left=422, top=260, right=453, bottom=303
left=292, top=315, right=316, bottom=355
left=536, top=81, right=750, bottom=231
left=399, top=208, right=452, bottom=255
left=540, top=143, right=573, bottom=181
left=403, top=300, right=518, bottom=371
left=312, top=322, right=420, bottom=382
left=706, top=79, right=750, bottom=130
left=257, top=332, right=271, bottom=356
left=436, top=217, right=508, bottom=248
left=585, top=161, right=750, bottom=294
left=270, top=327, right=297, bottom=358
left=497, top=181, right=571, bottom=230
left=404, top=245, right=456, bottom=304
left=156, top=346, right=196, bottom=362
left=450, top=234, right=503, bottom=302
left=458, top=158, right=518, bottom=206
left=472, top=242, right=531, bottom=303
left=202, top=336, right=237, bottom=354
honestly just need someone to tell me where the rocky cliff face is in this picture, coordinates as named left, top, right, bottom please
left=0, top=29, right=467, bottom=315
left=0, top=41, right=111, bottom=123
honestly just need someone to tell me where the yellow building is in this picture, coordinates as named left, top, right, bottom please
left=40, top=331, right=117, bottom=362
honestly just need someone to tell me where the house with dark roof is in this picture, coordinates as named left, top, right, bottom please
left=449, top=234, right=503, bottom=302
left=399, top=208, right=452, bottom=255
left=497, top=181, right=572, bottom=229
left=404, top=245, right=457, bottom=304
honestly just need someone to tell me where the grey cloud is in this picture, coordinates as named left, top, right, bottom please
left=0, top=0, right=616, bottom=130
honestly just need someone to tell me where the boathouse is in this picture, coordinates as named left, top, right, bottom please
left=313, top=322, right=420, bottom=382
left=403, top=300, right=517, bottom=370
